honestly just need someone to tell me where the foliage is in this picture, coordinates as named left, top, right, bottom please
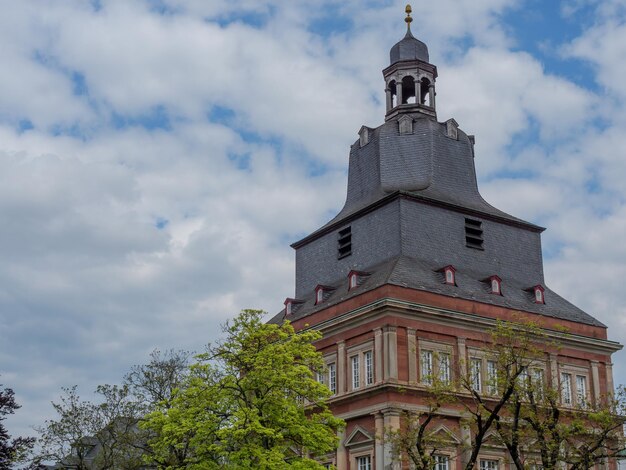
left=388, top=320, right=625, bottom=470
left=496, top=373, right=626, bottom=470
left=34, top=385, right=144, bottom=469
left=386, top=377, right=456, bottom=470
left=142, top=309, right=344, bottom=469
left=33, top=350, right=191, bottom=469
left=459, top=320, right=546, bottom=470
left=0, top=382, right=35, bottom=469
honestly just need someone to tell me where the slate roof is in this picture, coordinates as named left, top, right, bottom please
left=390, top=27, right=430, bottom=64
left=297, top=114, right=542, bottom=246
left=270, top=255, right=605, bottom=328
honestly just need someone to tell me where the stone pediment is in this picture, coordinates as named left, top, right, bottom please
left=344, top=426, right=374, bottom=448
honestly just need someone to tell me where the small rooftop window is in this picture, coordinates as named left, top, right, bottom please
left=489, top=275, right=502, bottom=295
left=314, top=285, right=335, bottom=305
left=284, top=298, right=304, bottom=316
left=347, top=270, right=369, bottom=290
left=533, top=285, right=545, bottom=304
left=465, top=218, right=484, bottom=250
left=439, top=265, right=456, bottom=286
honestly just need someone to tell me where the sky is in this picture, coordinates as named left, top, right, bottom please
left=2, top=0, right=626, bottom=440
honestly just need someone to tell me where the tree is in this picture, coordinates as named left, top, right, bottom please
left=495, top=367, right=626, bottom=470
left=387, top=320, right=624, bottom=470
left=459, top=320, right=544, bottom=470
left=142, top=309, right=344, bottom=469
left=386, top=378, right=456, bottom=470
left=34, top=385, right=145, bottom=469
left=0, top=382, right=35, bottom=469
left=33, top=350, right=191, bottom=469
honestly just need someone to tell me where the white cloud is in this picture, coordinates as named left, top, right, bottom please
left=2, top=0, right=626, bottom=444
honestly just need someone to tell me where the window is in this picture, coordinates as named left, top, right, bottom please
left=439, top=353, right=451, bottom=384
left=576, top=375, right=587, bottom=406
left=531, top=368, right=545, bottom=398
left=441, top=265, right=456, bottom=285
left=465, top=218, right=484, bottom=249
left=534, top=285, right=545, bottom=304
left=561, top=372, right=572, bottom=405
left=348, top=345, right=375, bottom=390
left=364, top=351, right=374, bottom=385
left=316, top=370, right=326, bottom=386
left=420, top=345, right=453, bottom=385
left=349, top=273, right=358, bottom=289
left=434, top=455, right=449, bottom=470
left=328, top=363, right=336, bottom=394
left=486, top=360, right=498, bottom=395
left=315, top=287, right=324, bottom=305
left=420, top=350, right=433, bottom=385
left=470, top=358, right=482, bottom=392
left=351, top=355, right=360, bottom=390
left=338, top=226, right=352, bottom=259
left=356, top=455, right=371, bottom=470
left=480, top=460, right=499, bottom=470
left=489, top=276, right=502, bottom=295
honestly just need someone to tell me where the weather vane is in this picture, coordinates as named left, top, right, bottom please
left=405, top=4, right=413, bottom=27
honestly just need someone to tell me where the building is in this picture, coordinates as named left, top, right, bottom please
left=271, top=6, right=623, bottom=470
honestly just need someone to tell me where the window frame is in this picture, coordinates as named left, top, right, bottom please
left=419, top=340, right=454, bottom=386
left=347, top=341, right=375, bottom=391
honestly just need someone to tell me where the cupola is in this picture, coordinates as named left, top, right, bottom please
left=383, top=4, right=438, bottom=120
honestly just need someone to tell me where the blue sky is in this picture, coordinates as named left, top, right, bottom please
left=2, top=0, right=626, bottom=440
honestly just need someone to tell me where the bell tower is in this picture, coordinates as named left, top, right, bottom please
left=271, top=7, right=621, bottom=469
left=384, top=5, right=438, bottom=120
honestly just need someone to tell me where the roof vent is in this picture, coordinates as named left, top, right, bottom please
left=465, top=218, right=484, bottom=250
left=338, top=226, right=352, bottom=259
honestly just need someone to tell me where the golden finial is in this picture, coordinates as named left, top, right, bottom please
left=405, top=4, right=413, bottom=25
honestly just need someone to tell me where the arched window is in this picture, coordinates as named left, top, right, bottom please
left=489, top=276, right=502, bottom=295
left=534, top=285, right=545, bottom=304
left=441, top=265, right=456, bottom=285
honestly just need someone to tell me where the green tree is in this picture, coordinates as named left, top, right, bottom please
left=143, top=309, right=344, bottom=469
left=33, top=350, right=191, bottom=469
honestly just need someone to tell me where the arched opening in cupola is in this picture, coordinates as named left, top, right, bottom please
left=401, top=75, right=416, bottom=104
left=420, top=77, right=431, bottom=106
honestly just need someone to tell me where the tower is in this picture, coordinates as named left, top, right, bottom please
left=271, top=7, right=622, bottom=470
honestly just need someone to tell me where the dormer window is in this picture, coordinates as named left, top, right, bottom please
left=533, top=285, right=545, bottom=304
left=489, top=275, right=502, bottom=295
left=314, top=285, right=335, bottom=305
left=349, top=273, right=358, bottom=289
left=440, top=265, right=456, bottom=286
left=347, top=270, right=369, bottom=290
left=284, top=298, right=304, bottom=316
